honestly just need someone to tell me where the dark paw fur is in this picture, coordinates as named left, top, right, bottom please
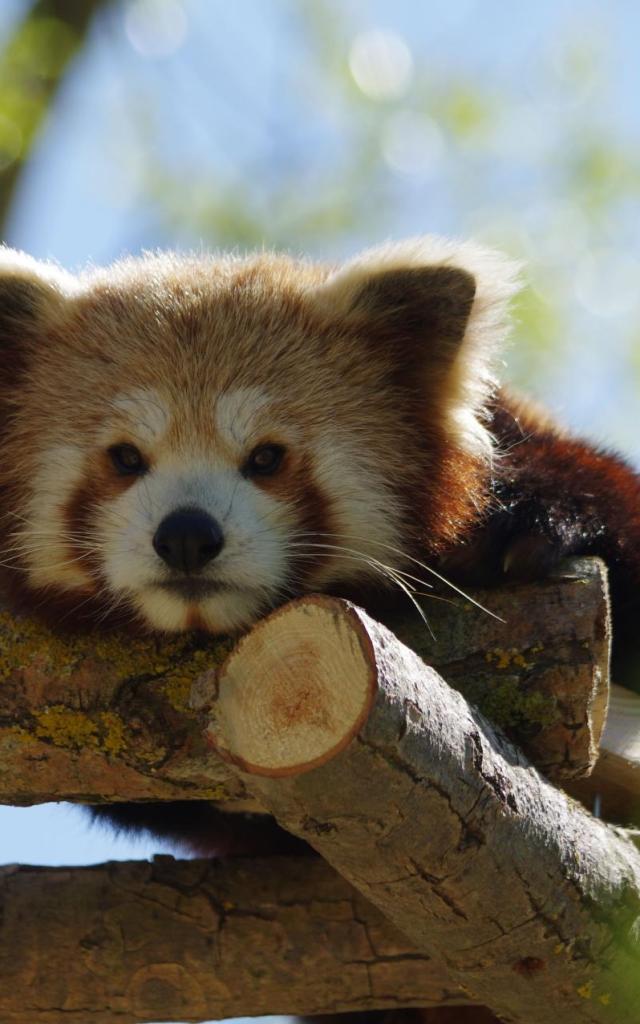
left=439, top=516, right=571, bottom=589
left=500, top=533, right=564, bottom=582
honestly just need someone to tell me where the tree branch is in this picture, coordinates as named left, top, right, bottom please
left=209, top=591, right=640, bottom=1024
left=0, top=0, right=108, bottom=234
left=0, top=855, right=476, bottom=1024
left=0, top=559, right=610, bottom=807
left=0, top=559, right=631, bottom=1022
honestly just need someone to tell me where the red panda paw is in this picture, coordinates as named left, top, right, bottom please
left=501, top=533, right=564, bottom=582
left=438, top=521, right=567, bottom=589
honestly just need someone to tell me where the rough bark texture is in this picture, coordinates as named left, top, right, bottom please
left=0, top=559, right=610, bottom=806
left=0, top=612, right=243, bottom=805
left=211, top=594, right=640, bottom=1024
left=0, top=855, right=476, bottom=1024
left=388, top=557, right=611, bottom=781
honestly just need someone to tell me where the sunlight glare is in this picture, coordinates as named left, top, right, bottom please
left=348, top=29, right=413, bottom=100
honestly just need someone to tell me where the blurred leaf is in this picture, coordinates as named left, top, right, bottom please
left=440, top=86, right=492, bottom=140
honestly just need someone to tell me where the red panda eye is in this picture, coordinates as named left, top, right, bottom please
left=108, top=443, right=148, bottom=476
left=243, top=444, right=286, bottom=477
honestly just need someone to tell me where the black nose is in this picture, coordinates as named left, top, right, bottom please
left=153, top=509, right=224, bottom=573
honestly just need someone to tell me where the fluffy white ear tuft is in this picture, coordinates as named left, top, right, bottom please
left=0, top=247, right=77, bottom=345
left=310, top=236, right=521, bottom=461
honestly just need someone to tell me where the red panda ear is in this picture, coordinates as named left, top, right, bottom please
left=309, top=237, right=520, bottom=459
left=340, top=263, right=476, bottom=363
left=311, top=238, right=517, bottom=364
left=0, top=249, right=74, bottom=349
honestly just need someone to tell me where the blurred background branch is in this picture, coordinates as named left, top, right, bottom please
left=0, top=0, right=108, bottom=230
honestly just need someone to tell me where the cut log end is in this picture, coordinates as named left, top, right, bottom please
left=208, top=597, right=377, bottom=776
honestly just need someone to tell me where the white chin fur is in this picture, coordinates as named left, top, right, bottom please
left=133, top=586, right=271, bottom=634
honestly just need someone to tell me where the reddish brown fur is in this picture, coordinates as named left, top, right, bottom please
left=0, top=245, right=502, bottom=629
left=0, top=242, right=637, bottom=675
left=4, top=241, right=637, bottom=1024
left=1, top=240, right=639, bottom=894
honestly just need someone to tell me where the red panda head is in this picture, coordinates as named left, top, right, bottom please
left=0, top=239, right=518, bottom=633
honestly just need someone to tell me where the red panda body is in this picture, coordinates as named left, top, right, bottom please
left=0, top=237, right=638, bottom=856
left=446, top=392, right=640, bottom=692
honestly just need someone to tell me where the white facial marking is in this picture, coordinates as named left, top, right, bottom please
left=24, top=444, right=92, bottom=590
left=110, top=388, right=170, bottom=446
left=214, top=387, right=272, bottom=449
left=308, top=432, right=406, bottom=590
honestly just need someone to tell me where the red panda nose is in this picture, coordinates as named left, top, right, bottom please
left=153, top=509, right=224, bottom=573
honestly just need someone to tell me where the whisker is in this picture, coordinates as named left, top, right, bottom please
left=289, top=549, right=435, bottom=639
left=303, top=531, right=504, bottom=622
left=289, top=541, right=434, bottom=593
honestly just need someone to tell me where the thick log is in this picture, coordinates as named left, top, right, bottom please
left=389, top=557, right=611, bottom=781
left=0, top=613, right=243, bottom=805
left=0, top=855, right=478, bottom=1024
left=0, top=559, right=610, bottom=805
left=209, top=595, right=640, bottom=1024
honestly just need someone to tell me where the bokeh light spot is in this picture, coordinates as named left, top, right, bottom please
left=124, top=0, right=187, bottom=59
left=348, top=29, right=413, bottom=100
left=382, top=111, right=444, bottom=178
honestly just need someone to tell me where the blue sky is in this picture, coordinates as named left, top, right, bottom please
left=0, top=0, right=639, bottom=871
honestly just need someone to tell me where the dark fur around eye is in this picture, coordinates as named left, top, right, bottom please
left=108, top=443, right=148, bottom=476
left=243, top=443, right=286, bottom=477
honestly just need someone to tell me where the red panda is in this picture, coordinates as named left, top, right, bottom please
left=0, top=237, right=639, bottom=854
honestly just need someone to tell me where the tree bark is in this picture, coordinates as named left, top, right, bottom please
left=209, top=594, right=640, bottom=1024
left=0, top=615, right=244, bottom=805
left=375, top=556, right=611, bottom=781
left=0, top=855, right=478, bottom=1024
left=0, top=558, right=610, bottom=806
